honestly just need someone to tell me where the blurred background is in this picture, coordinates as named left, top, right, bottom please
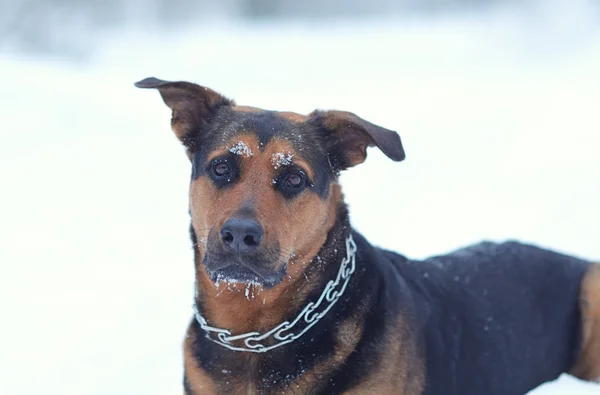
left=1, top=0, right=599, bottom=394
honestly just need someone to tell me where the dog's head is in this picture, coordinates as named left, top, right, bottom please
left=136, top=77, right=404, bottom=289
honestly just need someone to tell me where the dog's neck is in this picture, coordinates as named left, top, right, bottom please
left=191, top=204, right=352, bottom=337
left=185, top=206, right=381, bottom=394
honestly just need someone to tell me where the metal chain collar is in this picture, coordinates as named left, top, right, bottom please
left=192, top=234, right=357, bottom=353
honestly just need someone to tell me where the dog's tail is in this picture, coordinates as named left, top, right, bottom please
left=570, top=263, right=600, bottom=382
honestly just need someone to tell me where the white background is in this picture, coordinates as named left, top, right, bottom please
left=1, top=4, right=599, bottom=394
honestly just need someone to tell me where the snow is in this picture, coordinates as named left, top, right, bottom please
left=271, top=151, right=294, bottom=169
left=213, top=273, right=261, bottom=288
left=1, top=7, right=600, bottom=395
left=228, top=140, right=254, bottom=157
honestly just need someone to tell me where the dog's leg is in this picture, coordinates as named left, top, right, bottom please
left=570, top=263, right=600, bottom=382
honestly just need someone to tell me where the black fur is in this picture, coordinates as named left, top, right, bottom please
left=407, top=241, right=587, bottom=394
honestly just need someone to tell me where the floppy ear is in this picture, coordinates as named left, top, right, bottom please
left=309, top=110, right=405, bottom=171
left=134, top=77, right=233, bottom=148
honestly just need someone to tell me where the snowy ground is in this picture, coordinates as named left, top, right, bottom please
left=1, top=8, right=599, bottom=395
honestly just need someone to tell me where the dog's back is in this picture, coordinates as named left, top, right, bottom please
left=385, top=241, right=590, bottom=395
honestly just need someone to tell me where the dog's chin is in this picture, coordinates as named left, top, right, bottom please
left=206, top=262, right=286, bottom=289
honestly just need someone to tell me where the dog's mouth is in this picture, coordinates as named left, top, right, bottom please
left=205, top=260, right=286, bottom=289
left=208, top=265, right=283, bottom=288
left=203, top=237, right=288, bottom=288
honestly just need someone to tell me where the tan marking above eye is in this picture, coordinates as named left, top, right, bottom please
left=205, top=135, right=260, bottom=164
left=205, top=135, right=314, bottom=179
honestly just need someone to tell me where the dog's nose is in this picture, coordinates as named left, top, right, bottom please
left=220, top=218, right=264, bottom=253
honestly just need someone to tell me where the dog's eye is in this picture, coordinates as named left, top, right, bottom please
left=207, top=157, right=238, bottom=188
left=285, top=172, right=305, bottom=188
left=275, top=170, right=309, bottom=198
left=212, top=162, right=230, bottom=177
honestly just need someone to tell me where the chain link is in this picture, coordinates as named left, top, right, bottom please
left=192, top=234, right=358, bottom=353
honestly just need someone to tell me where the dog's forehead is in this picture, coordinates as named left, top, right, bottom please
left=235, top=106, right=307, bottom=123
left=226, top=108, right=308, bottom=146
left=202, top=107, right=327, bottom=163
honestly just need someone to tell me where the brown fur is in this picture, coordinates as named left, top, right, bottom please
left=184, top=325, right=218, bottom=395
left=287, top=183, right=344, bottom=313
left=313, top=110, right=370, bottom=167
left=234, top=105, right=262, bottom=113
left=185, top=324, right=265, bottom=395
left=182, top=298, right=400, bottom=395
left=191, top=134, right=339, bottom=335
left=570, top=263, right=600, bottom=382
left=278, top=111, right=307, bottom=123
left=344, top=316, right=424, bottom=395
left=284, top=314, right=365, bottom=394
left=234, top=105, right=306, bottom=124
left=164, top=84, right=232, bottom=143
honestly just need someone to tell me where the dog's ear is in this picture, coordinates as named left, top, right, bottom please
left=309, top=110, right=405, bottom=171
left=134, top=77, right=233, bottom=148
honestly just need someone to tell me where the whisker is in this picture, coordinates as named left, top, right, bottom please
left=215, top=285, right=227, bottom=297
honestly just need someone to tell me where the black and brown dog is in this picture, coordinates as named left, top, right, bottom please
left=135, top=77, right=600, bottom=395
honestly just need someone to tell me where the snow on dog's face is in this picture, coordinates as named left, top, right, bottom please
left=135, top=77, right=405, bottom=289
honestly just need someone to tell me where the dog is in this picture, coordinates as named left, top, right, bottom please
left=135, top=77, right=600, bottom=395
